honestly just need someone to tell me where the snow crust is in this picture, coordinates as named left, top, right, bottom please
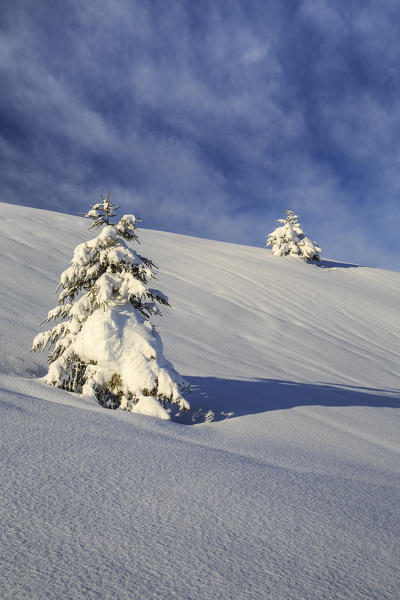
left=0, top=202, right=399, bottom=600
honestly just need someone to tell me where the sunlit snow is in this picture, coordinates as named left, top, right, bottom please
left=0, top=202, right=399, bottom=599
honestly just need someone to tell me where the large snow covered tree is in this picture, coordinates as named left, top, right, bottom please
left=266, top=210, right=321, bottom=262
left=31, top=194, right=189, bottom=420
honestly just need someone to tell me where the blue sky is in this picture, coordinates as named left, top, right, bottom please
left=1, top=0, right=400, bottom=269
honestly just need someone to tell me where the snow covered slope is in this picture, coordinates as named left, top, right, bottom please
left=1, top=202, right=399, bottom=599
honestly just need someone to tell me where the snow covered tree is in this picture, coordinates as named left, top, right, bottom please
left=266, top=210, right=321, bottom=261
left=31, top=193, right=189, bottom=420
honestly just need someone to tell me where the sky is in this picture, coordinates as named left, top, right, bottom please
left=1, top=0, right=400, bottom=270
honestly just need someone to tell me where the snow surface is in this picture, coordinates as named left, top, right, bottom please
left=0, top=202, right=399, bottom=599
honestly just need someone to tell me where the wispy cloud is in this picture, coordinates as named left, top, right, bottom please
left=0, top=0, right=399, bottom=269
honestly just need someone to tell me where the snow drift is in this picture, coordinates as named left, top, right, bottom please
left=0, top=202, right=399, bottom=600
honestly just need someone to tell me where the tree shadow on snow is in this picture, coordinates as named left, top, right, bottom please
left=316, top=259, right=360, bottom=269
left=172, top=377, right=400, bottom=424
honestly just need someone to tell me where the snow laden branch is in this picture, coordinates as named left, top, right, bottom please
left=32, top=195, right=189, bottom=419
left=266, top=210, right=321, bottom=262
left=82, top=191, right=120, bottom=229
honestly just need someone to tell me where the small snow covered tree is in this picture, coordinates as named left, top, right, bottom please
left=266, top=210, right=321, bottom=261
left=31, top=193, right=189, bottom=420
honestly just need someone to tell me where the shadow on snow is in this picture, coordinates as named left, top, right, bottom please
left=316, top=259, right=360, bottom=269
left=172, top=377, right=400, bottom=424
